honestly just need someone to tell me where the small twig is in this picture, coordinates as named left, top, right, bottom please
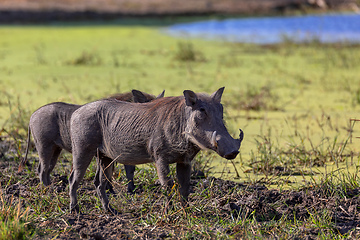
left=160, top=194, right=174, bottom=221
left=103, top=152, right=123, bottom=171
left=349, top=118, right=360, bottom=143
left=230, top=159, right=241, bottom=178
left=61, top=218, right=69, bottom=227
left=339, top=205, right=350, bottom=216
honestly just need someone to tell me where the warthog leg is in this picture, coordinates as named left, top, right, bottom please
left=96, top=156, right=118, bottom=215
left=69, top=149, right=95, bottom=214
left=95, top=163, right=135, bottom=195
left=155, top=158, right=173, bottom=189
left=48, top=146, right=62, bottom=180
left=124, top=165, right=136, bottom=193
left=94, top=153, right=117, bottom=196
left=37, top=145, right=62, bottom=186
left=176, top=161, right=192, bottom=204
left=155, top=158, right=175, bottom=210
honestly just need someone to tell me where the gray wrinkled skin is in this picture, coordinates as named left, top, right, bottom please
left=69, top=87, right=244, bottom=214
left=18, top=90, right=165, bottom=193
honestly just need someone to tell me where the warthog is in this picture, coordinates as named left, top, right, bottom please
left=18, top=90, right=165, bottom=193
left=69, top=87, right=244, bottom=213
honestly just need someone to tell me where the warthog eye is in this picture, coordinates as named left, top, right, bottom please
left=196, top=107, right=207, bottom=121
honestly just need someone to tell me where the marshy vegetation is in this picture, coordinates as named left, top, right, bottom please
left=0, top=18, right=360, bottom=238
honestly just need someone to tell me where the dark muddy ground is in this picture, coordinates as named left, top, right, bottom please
left=1, top=137, right=360, bottom=239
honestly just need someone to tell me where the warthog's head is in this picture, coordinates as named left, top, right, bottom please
left=183, top=87, right=244, bottom=160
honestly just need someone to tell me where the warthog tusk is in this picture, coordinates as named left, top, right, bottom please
left=212, top=131, right=218, bottom=149
left=239, top=129, right=244, bottom=142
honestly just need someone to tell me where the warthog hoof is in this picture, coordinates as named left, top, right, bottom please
left=70, top=204, right=80, bottom=214
left=106, top=183, right=117, bottom=196
left=127, top=182, right=136, bottom=194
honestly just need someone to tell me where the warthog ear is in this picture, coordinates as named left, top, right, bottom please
left=211, top=87, right=225, bottom=103
left=184, top=90, right=198, bottom=106
left=156, top=90, right=165, bottom=99
left=132, top=89, right=148, bottom=103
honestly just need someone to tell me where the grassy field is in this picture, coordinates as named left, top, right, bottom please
left=0, top=17, right=360, bottom=239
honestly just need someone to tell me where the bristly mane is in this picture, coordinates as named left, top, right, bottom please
left=143, top=96, right=186, bottom=122
left=141, top=96, right=197, bottom=155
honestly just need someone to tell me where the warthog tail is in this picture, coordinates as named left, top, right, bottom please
left=17, top=125, right=31, bottom=173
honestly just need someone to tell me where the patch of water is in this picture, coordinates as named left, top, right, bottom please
left=166, top=13, right=360, bottom=44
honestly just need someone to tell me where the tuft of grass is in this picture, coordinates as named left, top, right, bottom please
left=311, top=165, right=360, bottom=199
left=247, top=122, right=356, bottom=177
left=65, top=50, right=102, bottom=66
left=191, top=152, right=214, bottom=179
left=0, top=192, right=34, bottom=240
left=173, top=41, right=205, bottom=62
left=225, top=83, right=282, bottom=111
left=353, top=88, right=360, bottom=106
left=33, top=43, right=47, bottom=65
left=1, top=96, right=30, bottom=141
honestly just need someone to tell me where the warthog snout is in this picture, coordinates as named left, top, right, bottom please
left=224, top=150, right=239, bottom=160
left=212, top=129, right=244, bottom=160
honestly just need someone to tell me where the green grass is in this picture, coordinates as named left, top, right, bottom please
left=0, top=190, right=35, bottom=240
left=1, top=19, right=360, bottom=183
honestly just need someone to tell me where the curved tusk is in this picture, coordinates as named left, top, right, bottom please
left=239, top=129, right=244, bottom=142
left=212, top=131, right=218, bottom=148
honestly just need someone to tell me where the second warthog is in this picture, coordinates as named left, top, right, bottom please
left=18, top=90, right=164, bottom=193
left=69, top=87, right=244, bottom=213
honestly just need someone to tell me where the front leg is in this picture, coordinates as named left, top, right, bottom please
left=155, top=159, right=173, bottom=190
left=176, top=162, right=191, bottom=203
left=124, top=165, right=136, bottom=193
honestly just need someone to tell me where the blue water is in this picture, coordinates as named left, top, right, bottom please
left=166, top=14, right=360, bottom=44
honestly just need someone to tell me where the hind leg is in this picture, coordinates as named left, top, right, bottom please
left=36, top=144, right=61, bottom=186
left=48, top=147, right=62, bottom=181
left=94, top=154, right=116, bottom=195
left=96, top=157, right=117, bottom=214
left=105, top=162, right=115, bottom=195
left=69, top=150, right=95, bottom=213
